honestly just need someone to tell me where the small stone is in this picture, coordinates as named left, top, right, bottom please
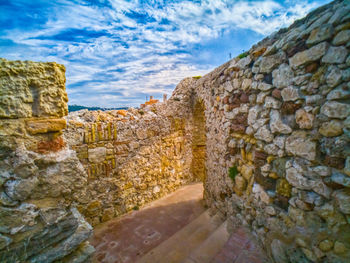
left=326, top=66, right=342, bottom=88
left=312, top=180, right=332, bottom=199
left=332, top=189, right=350, bottom=214
left=333, top=30, right=350, bottom=45
left=327, top=84, right=350, bottom=100
left=295, top=109, right=314, bottom=129
left=241, top=79, right=252, bottom=90
left=306, top=95, right=323, bottom=105
left=319, top=239, right=333, bottom=252
left=258, top=82, right=273, bottom=91
left=333, top=241, right=347, bottom=254
left=285, top=131, right=316, bottom=161
left=296, top=238, right=307, bottom=247
left=272, top=89, right=282, bottom=99
left=345, top=157, right=350, bottom=176
left=306, top=24, right=334, bottom=45
left=286, top=167, right=312, bottom=190
left=234, top=175, right=247, bottom=195
left=281, top=87, right=300, bottom=101
left=319, top=120, right=343, bottom=137
left=322, top=46, right=348, bottom=64
left=272, top=63, right=294, bottom=89
left=265, top=206, right=276, bottom=216
left=258, top=51, right=286, bottom=73
left=264, top=96, right=281, bottom=109
left=256, top=92, right=268, bottom=104
left=343, top=68, right=350, bottom=81
left=88, top=147, right=106, bottom=163
left=254, top=125, right=273, bottom=143
left=320, top=101, right=350, bottom=119
left=302, top=248, right=317, bottom=262
left=331, top=172, right=350, bottom=188
left=270, top=110, right=292, bottom=134
left=276, top=178, right=292, bottom=198
left=241, top=165, right=254, bottom=181
left=311, top=166, right=331, bottom=177
left=290, top=42, right=329, bottom=68
left=236, top=56, right=252, bottom=69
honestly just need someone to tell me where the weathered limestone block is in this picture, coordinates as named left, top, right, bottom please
left=306, top=23, right=334, bottom=45
left=270, top=110, right=292, bottom=134
left=254, top=125, right=273, bottom=142
left=332, top=189, right=350, bottom=214
left=258, top=51, right=286, bottom=73
left=333, top=30, right=350, bottom=45
left=286, top=167, right=313, bottom=190
left=295, top=109, right=314, bottom=129
left=0, top=58, right=68, bottom=118
left=322, top=46, right=348, bottom=64
left=285, top=131, right=316, bottom=161
left=281, top=87, right=300, bottom=101
left=320, top=101, right=350, bottom=119
left=272, top=63, right=294, bottom=89
left=319, top=120, right=343, bottom=136
left=26, top=119, right=67, bottom=134
left=289, top=42, right=329, bottom=68
left=88, top=147, right=106, bottom=163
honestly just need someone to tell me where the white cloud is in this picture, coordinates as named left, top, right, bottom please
left=0, top=0, right=328, bottom=107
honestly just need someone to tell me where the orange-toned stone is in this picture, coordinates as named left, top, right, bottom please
left=117, top=110, right=128, bottom=116
left=26, top=119, right=66, bottom=134
left=252, top=46, right=267, bottom=58
left=68, top=120, right=84, bottom=128
left=37, top=136, right=65, bottom=153
left=145, top=99, right=159, bottom=106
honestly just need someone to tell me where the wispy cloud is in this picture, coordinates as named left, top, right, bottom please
left=0, top=0, right=331, bottom=107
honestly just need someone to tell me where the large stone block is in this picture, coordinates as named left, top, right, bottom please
left=289, top=42, right=329, bottom=68
left=0, top=58, right=68, bottom=118
left=26, top=119, right=67, bottom=134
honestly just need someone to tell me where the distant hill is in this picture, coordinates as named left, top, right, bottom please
left=68, top=104, right=128, bottom=112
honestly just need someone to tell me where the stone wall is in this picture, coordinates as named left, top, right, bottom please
left=0, top=59, right=94, bottom=262
left=1, top=0, right=350, bottom=262
left=174, top=0, right=350, bottom=262
left=64, top=82, right=197, bottom=226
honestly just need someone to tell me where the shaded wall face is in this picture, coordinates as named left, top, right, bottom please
left=191, top=101, right=207, bottom=182
left=189, top=1, right=350, bottom=262
left=0, top=59, right=93, bottom=263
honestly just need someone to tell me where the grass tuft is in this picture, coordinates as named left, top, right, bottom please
left=228, top=166, right=239, bottom=181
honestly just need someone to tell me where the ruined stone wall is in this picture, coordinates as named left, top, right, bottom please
left=174, top=0, right=350, bottom=262
left=0, top=59, right=94, bottom=262
left=64, top=84, right=196, bottom=226
left=1, top=1, right=350, bottom=262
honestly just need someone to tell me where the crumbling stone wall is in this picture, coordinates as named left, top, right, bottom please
left=173, top=0, right=350, bottom=262
left=0, top=58, right=94, bottom=262
left=1, top=1, right=349, bottom=262
left=64, top=102, right=195, bottom=226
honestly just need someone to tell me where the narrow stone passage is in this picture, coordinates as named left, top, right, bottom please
left=89, top=183, right=205, bottom=263
left=90, top=183, right=268, bottom=263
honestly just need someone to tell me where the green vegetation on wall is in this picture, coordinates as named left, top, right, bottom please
left=228, top=166, right=239, bottom=181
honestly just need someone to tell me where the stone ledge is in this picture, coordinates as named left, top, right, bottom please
left=26, top=119, right=67, bottom=134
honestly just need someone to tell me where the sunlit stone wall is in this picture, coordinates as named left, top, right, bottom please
left=0, top=58, right=94, bottom=262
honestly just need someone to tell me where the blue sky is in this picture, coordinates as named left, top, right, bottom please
left=0, top=0, right=331, bottom=108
